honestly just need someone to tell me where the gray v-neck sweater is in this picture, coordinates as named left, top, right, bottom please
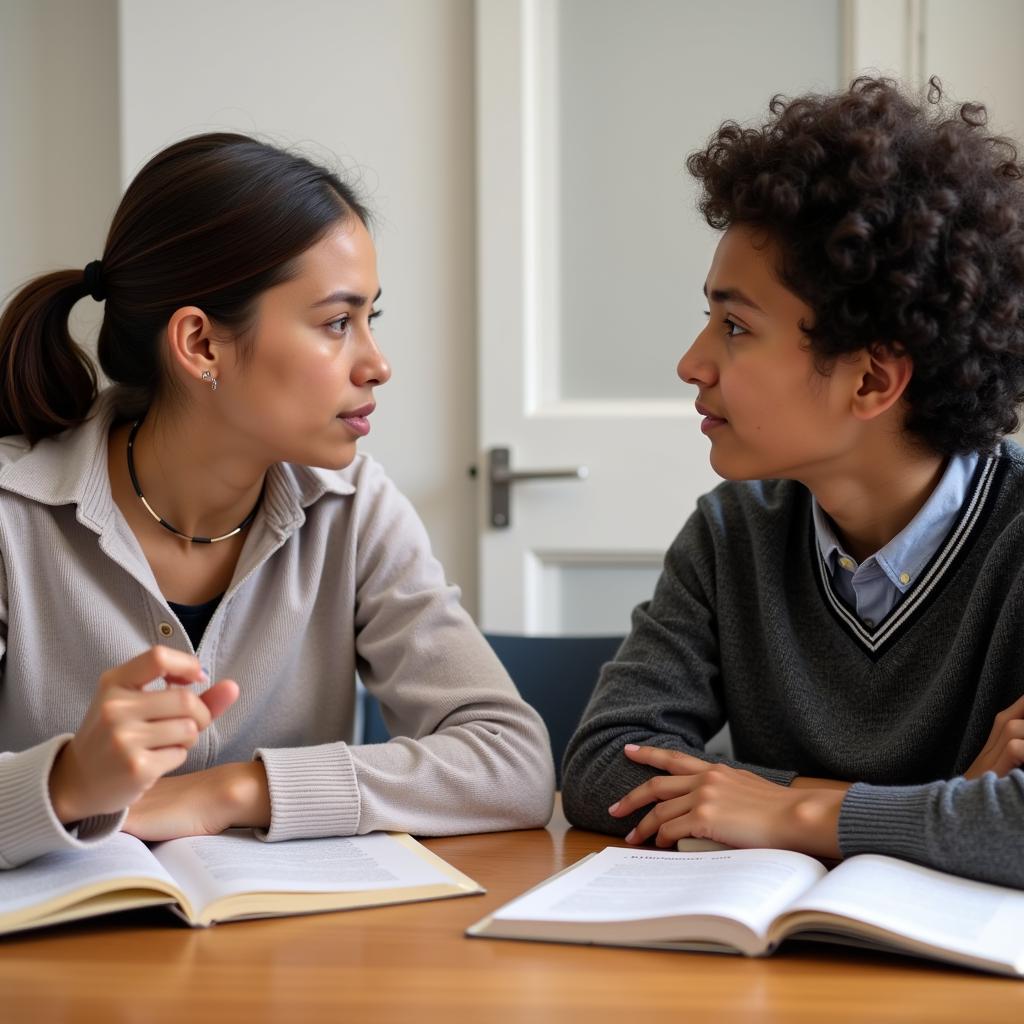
left=563, top=445, right=1024, bottom=888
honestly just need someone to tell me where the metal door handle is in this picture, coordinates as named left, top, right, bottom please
left=482, top=446, right=588, bottom=528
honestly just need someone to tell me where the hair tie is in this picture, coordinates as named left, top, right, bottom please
left=83, top=260, right=106, bottom=302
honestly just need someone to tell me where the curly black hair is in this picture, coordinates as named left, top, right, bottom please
left=686, top=76, right=1024, bottom=455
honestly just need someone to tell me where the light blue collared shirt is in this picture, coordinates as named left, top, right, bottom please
left=811, top=451, right=980, bottom=628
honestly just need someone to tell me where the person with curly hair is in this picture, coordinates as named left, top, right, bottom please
left=562, top=77, right=1024, bottom=888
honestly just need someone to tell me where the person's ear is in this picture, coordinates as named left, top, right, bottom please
left=850, top=343, right=913, bottom=422
left=164, top=306, right=220, bottom=388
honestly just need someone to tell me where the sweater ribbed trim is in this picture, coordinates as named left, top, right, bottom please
left=838, top=780, right=940, bottom=862
left=253, top=742, right=361, bottom=842
left=812, top=453, right=1002, bottom=658
left=0, top=736, right=126, bottom=868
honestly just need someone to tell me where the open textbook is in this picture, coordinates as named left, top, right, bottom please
left=0, top=830, right=482, bottom=935
left=468, top=846, right=1024, bottom=977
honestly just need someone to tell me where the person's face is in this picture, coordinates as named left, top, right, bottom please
left=677, top=224, right=863, bottom=483
left=219, top=216, right=390, bottom=470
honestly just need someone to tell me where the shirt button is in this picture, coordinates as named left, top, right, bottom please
left=839, top=557, right=854, bottom=571
left=158, top=622, right=174, bottom=638
left=899, top=572, right=910, bottom=585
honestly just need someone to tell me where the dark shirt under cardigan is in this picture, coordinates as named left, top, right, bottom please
left=167, top=594, right=222, bottom=653
left=562, top=443, right=1024, bottom=889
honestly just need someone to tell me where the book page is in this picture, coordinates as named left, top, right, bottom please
left=0, top=832, right=177, bottom=915
left=151, top=830, right=463, bottom=915
left=781, top=854, right=1024, bottom=967
left=491, top=847, right=826, bottom=939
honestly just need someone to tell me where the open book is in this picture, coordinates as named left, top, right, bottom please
left=0, top=829, right=482, bottom=935
left=468, top=846, right=1024, bottom=977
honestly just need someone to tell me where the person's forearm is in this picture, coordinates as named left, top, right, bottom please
left=840, top=771, right=1024, bottom=888
left=787, top=788, right=845, bottom=858
left=254, top=702, right=553, bottom=843
left=221, top=761, right=272, bottom=829
left=49, top=740, right=87, bottom=824
left=563, top=728, right=798, bottom=835
left=1, top=738, right=127, bottom=868
left=348, top=713, right=554, bottom=836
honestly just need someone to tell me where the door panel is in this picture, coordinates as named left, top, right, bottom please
left=475, top=1, right=899, bottom=633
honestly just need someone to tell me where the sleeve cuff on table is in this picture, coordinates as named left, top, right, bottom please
left=838, top=779, right=940, bottom=861
left=0, top=735, right=127, bottom=869
left=253, top=741, right=361, bottom=842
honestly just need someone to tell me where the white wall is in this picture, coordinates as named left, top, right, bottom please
left=845, top=0, right=1024, bottom=444
left=845, top=0, right=1024, bottom=136
left=0, top=0, right=119, bottom=345
left=922, top=0, right=1024, bottom=445
left=922, top=0, right=1024, bottom=136
left=118, top=0, right=480, bottom=611
left=5, top=0, right=1024, bottom=621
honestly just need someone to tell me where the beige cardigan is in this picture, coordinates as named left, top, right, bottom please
left=0, top=394, right=554, bottom=868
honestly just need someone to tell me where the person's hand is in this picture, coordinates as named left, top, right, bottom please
left=48, top=646, right=239, bottom=824
left=124, top=762, right=271, bottom=841
left=964, top=694, right=1024, bottom=780
left=607, top=744, right=843, bottom=859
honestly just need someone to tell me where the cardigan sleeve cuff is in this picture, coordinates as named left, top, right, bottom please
left=0, top=735, right=127, bottom=869
left=253, top=741, right=361, bottom=842
left=837, top=779, right=940, bottom=861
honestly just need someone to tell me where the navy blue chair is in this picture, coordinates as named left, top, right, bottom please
left=360, top=633, right=625, bottom=786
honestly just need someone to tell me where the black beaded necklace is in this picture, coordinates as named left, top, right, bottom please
left=126, top=419, right=262, bottom=544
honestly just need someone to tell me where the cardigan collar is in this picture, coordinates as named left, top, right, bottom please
left=0, top=389, right=357, bottom=539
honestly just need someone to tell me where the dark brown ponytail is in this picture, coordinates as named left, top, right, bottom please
left=0, top=133, right=369, bottom=444
left=0, top=271, right=99, bottom=442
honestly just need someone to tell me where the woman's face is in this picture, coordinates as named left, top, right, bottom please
left=216, top=216, right=390, bottom=470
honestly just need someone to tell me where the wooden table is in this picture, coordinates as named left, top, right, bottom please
left=2, top=802, right=1022, bottom=1023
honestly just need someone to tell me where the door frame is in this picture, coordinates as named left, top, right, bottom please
left=473, top=0, right=923, bottom=629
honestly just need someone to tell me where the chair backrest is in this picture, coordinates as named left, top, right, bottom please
left=360, top=633, right=625, bottom=786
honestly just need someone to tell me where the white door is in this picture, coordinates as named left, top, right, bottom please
left=475, top=0, right=919, bottom=634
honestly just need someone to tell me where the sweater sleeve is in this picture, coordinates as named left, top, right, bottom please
left=0, top=737, right=128, bottom=868
left=839, top=771, right=1024, bottom=888
left=0, top=548, right=126, bottom=869
left=255, top=461, right=554, bottom=841
left=562, top=507, right=795, bottom=838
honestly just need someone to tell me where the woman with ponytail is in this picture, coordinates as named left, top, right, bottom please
left=0, top=134, right=553, bottom=867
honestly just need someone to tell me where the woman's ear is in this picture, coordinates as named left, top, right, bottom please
left=164, top=306, right=219, bottom=386
left=851, top=343, right=913, bottom=422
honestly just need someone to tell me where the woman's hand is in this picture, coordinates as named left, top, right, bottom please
left=124, top=762, right=271, bottom=841
left=607, top=744, right=844, bottom=859
left=48, top=646, right=239, bottom=825
left=964, top=694, right=1024, bottom=779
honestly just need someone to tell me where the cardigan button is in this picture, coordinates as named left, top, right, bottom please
left=158, top=622, right=174, bottom=638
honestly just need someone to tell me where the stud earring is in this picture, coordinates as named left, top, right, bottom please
left=201, top=370, right=218, bottom=392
